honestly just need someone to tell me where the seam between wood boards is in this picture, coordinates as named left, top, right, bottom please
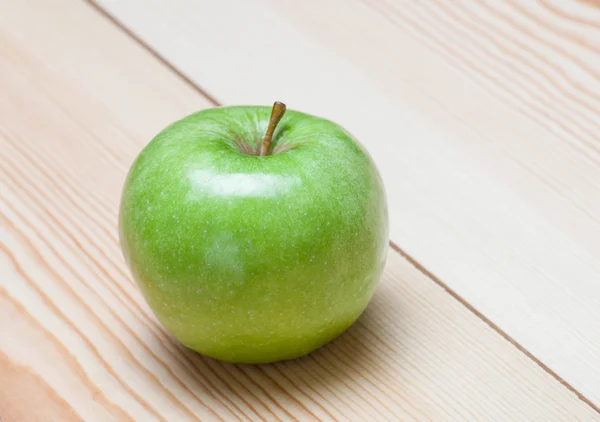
left=388, top=242, right=600, bottom=413
left=82, top=0, right=600, bottom=414
left=83, top=0, right=221, bottom=107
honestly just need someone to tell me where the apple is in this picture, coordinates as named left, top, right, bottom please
left=119, top=102, right=388, bottom=363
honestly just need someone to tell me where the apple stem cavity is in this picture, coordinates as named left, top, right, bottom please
left=260, top=101, right=287, bottom=156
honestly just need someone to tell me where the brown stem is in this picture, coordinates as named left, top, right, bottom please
left=260, top=101, right=286, bottom=156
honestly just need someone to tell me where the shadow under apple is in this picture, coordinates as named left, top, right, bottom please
left=169, top=288, right=401, bottom=418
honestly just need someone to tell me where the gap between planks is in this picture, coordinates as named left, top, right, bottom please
left=83, top=0, right=600, bottom=414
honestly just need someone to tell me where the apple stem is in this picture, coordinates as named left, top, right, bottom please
left=260, top=101, right=287, bottom=156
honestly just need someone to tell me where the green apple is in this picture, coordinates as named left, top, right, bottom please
left=119, top=102, right=388, bottom=363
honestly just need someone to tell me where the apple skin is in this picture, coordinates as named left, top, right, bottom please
left=119, top=106, right=388, bottom=364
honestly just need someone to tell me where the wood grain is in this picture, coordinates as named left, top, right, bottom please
left=93, top=0, right=600, bottom=405
left=0, top=0, right=598, bottom=420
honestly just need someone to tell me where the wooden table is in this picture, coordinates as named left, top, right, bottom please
left=2, top=0, right=599, bottom=420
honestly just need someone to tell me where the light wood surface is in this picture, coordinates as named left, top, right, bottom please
left=1, top=0, right=599, bottom=420
left=95, top=0, right=600, bottom=406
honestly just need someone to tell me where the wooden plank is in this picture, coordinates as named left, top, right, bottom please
left=0, top=0, right=598, bottom=420
left=93, top=0, right=600, bottom=404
